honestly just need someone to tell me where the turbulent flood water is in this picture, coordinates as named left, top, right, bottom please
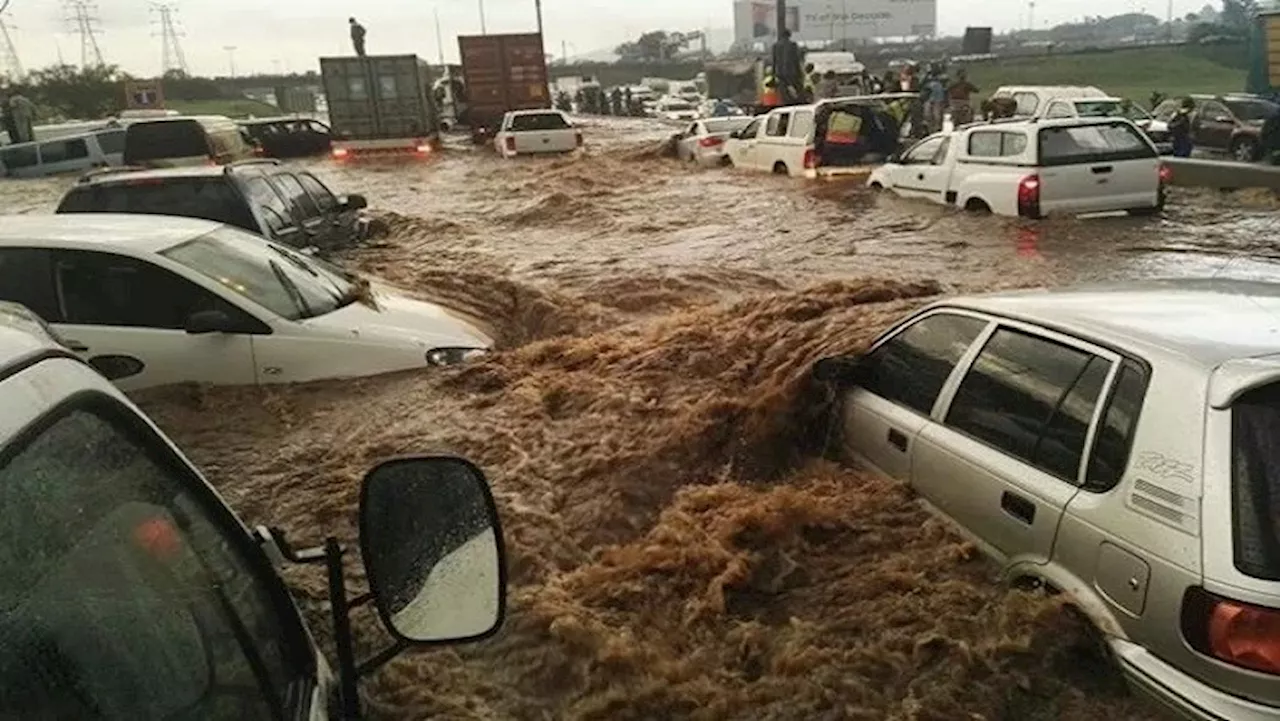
left=4, top=117, right=1279, bottom=719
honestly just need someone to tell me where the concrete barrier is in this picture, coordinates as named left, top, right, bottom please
left=1163, top=157, right=1280, bottom=191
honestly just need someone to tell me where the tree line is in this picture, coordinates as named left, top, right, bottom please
left=2, top=66, right=241, bottom=121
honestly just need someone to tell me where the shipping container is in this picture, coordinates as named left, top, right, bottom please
left=458, top=33, right=549, bottom=142
left=1249, top=10, right=1280, bottom=98
left=705, top=59, right=762, bottom=111
left=319, top=55, right=440, bottom=157
left=273, top=85, right=319, bottom=114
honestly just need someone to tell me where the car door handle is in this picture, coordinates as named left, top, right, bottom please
left=63, top=339, right=89, bottom=352
left=887, top=428, right=908, bottom=453
left=1091, top=165, right=1113, bottom=174
left=1001, top=491, right=1037, bottom=525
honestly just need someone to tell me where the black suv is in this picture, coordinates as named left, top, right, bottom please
left=55, top=159, right=369, bottom=254
left=1153, top=93, right=1280, bottom=161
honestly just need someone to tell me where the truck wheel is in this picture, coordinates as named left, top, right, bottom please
left=1232, top=137, right=1259, bottom=162
left=964, top=198, right=991, bottom=214
left=772, top=161, right=788, bottom=175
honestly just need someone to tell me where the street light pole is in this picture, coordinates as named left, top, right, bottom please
left=223, top=45, right=237, bottom=78
left=535, top=0, right=544, bottom=37
left=478, top=0, right=487, bottom=34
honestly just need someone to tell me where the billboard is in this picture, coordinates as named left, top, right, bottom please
left=733, top=0, right=936, bottom=43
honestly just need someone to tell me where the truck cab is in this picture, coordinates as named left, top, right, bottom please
left=0, top=305, right=506, bottom=719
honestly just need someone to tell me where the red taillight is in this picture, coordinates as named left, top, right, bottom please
left=332, top=147, right=350, bottom=159
left=415, top=143, right=431, bottom=155
left=575, top=131, right=584, bottom=147
left=1184, top=587, right=1280, bottom=675
left=803, top=147, right=817, bottom=169
left=1017, top=174, right=1041, bottom=218
left=1159, top=163, right=1173, bottom=185
left=505, top=136, right=516, bottom=152
left=698, top=136, right=724, bottom=148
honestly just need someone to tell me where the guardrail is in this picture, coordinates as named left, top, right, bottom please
left=1163, top=157, right=1280, bottom=192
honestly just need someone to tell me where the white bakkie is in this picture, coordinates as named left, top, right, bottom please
left=494, top=109, right=583, bottom=158
left=868, top=117, right=1168, bottom=218
left=0, top=214, right=493, bottom=391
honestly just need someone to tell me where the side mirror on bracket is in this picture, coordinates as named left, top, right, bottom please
left=341, top=193, right=369, bottom=211
left=812, top=355, right=868, bottom=386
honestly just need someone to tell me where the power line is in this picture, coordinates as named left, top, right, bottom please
left=63, top=0, right=105, bottom=68
left=149, top=2, right=188, bottom=75
left=0, top=14, right=23, bottom=81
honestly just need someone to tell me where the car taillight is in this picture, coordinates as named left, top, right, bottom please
left=698, top=136, right=724, bottom=148
left=505, top=136, right=516, bottom=152
left=575, top=131, right=584, bottom=147
left=803, top=147, right=817, bottom=169
left=332, top=147, right=350, bottom=159
left=1159, top=163, right=1173, bottom=185
left=1183, top=587, right=1280, bottom=675
left=415, top=143, right=431, bottom=155
left=1017, top=174, right=1041, bottom=218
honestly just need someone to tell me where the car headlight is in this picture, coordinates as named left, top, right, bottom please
left=426, top=347, right=488, bottom=367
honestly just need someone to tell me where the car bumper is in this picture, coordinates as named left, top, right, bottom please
left=1112, top=639, right=1280, bottom=721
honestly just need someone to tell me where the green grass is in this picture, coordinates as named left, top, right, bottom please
left=165, top=98, right=282, bottom=118
left=962, top=45, right=1248, bottom=106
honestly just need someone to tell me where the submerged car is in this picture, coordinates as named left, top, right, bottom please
left=814, top=279, right=1280, bottom=721
left=0, top=214, right=492, bottom=391
left=0, top=307, right=507, bottom=719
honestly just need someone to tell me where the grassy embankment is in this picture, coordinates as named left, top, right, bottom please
left=165, top=98, right=282, bottom=118
left=960, top=44, right=1248, bottom=105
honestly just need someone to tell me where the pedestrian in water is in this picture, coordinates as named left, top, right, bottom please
left=1169, top=97, right=1196, bottom=158
left=623, top=87, right=633, bottom=114
left=349, top=17, right=367, bottom=57
left=611, top=87, right=623, bottom=116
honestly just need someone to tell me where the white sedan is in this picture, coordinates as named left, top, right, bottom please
left=0, top=214, right=493, bottom=390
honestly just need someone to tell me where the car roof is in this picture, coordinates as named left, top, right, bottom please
left=943, top=279, right=1280, bottom=368
left=0, top=214, right=219, bottom=254
left=76, top=165, right=229, bottom=184
left=0, top=309, right=63, bottom=372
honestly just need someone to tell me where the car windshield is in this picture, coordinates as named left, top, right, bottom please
left=1074, top=100, right=1149, bottom=121
left=161, top=226, right=356, bottom=321
left=1226, top=99, right=1279, bottom=122
left=1230, top=382, right=1280, bottom=581
left=55, top=178, right=258, bottom=233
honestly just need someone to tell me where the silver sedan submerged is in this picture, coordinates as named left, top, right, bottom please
left=672, top=117, right=754, bottom=167
left=813, top=278, right=1280, bottom=721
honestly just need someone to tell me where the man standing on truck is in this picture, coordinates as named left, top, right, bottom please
left=946, top=69, right=978, bottom=126
left=349, top=17, right=367, bottom=57
left=772, top=28, right=804, bottom=105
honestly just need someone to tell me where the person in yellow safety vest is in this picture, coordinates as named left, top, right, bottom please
left=760, top=75, right=781, bottom=112
left=823, top=109, right=864, bottom=166
left=803, top=63, right=817, bottom=102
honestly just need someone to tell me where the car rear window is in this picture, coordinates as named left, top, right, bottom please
left=704, top=118, right=750, bottom=134
left=1225, top=100, right=1279, bottom=122
left=509, top=113, right=570, bottom=132
left=124, top=120, right=209, bottom=163
left=56, top=178, right=257, bottom=231
left=1037, top=121, right=1155, bottom=166
left=1230, top=382, right=1280, bottom=581
left=94, top=129, right=126, bottom=155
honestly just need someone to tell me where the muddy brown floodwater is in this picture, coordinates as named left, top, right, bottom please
left=3, top=116, right=1279, bottom=720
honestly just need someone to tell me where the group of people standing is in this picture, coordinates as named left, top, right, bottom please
left=555, top=86, right=648, bottom=117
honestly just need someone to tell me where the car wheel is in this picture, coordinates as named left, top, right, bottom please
left=1127, top=205, right=1161, bottom=217
left=964, top=198, right=991, bottom=214
left=772, top=161, right=788, bottom=175
left=1232, top=138, right=1259, bottom=162
left=869, top=181, right=883, bottom=190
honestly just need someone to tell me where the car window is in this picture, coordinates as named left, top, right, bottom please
left=967, top=130, right=1027, bottom=157
left=931, top=137, right=951, bottom=165
left=56, top=178, right=258, bottom=232
left=1044, top=102, right=1074, bottom=119
left=860, top=312, right=989, bottom=415
left=1038, top=122, right=1154, bottom=166
left=94, top=129, right=126, bottom=155
left=271, top=173, right=320, bottom=219
left=903, top=136, right=945, bottom=163
left=765, top=112, right=791, bottom=137
left=124, top=120, right=208, bottom=163
left=0, top=248, right=59, bottom=322
left=39, top=138, right=90, bottom=164
left=1152, top=99, right=1180, bottom=121
left=1200, top=100, right=1231, bottom=121
left=0, top=399, right=299, bottom=719
left=1226, top=100, right=1279, bottom=122
left=705, top=118, right=750, bottom=134
left=243, top=177, right=296, bottom=234
left=1013, top=92, right=1039, bottom=116
left=297, top=173, right=338, bottom=213
left=788, top=110, right=814, bottom=139
left=739, top=118, right=762, bottom=138
left=1085, top=359, right=1149, bottom=492
left=1073, top=100, right=1123, bottom=118
left=1230, top=382, right=1280, bottom=581
left=0, top=144, right=38, bottom=170
left=508, top=113, right=571, bottom=132
left=52, top=250, right=248, bottom=330
left=945, top=328, right=1112, bottom=482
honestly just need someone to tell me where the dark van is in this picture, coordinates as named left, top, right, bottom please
left=122, top=115, right=256, bottom=168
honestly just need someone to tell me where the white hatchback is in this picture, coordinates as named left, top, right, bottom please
left=0, top=214, right=493, bottom=390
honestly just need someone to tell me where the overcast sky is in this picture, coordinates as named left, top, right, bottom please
left=3, top=0, right=1218, bottom=77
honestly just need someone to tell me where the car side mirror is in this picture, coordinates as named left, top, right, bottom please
left=359, top=456, right=506, bottom=644
left=341, top=194, right=368, bottom=211
left=185, top=309, right=236, bottom=335
left=886, top=151, right=903, bottom=163
left=812, top=355, right=867, bottom=385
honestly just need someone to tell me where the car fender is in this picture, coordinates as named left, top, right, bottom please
left=867, top=164, right=896, bottom=187
left=954, top=171, right=1019, bottom=215
left=1000, top=558, right=1132, bottom=643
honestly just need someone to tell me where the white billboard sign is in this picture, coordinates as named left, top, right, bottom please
left=733, top=0, right=937, bottom=43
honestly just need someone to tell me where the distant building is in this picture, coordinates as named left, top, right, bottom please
left=731, top=0, right=936, bottom=45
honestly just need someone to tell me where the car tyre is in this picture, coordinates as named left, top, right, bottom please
left=772, top=162, right=788, bottom=175
left=963, top=198, right=992, bottom=214
left=869, top=181, right=883, bottom=190
left=1232, top=137, right=1259, bottom=163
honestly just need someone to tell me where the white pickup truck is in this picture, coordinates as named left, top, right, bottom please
left=494, top=109, right=583, bottom=158
left=867, top=117, right=1168, bottom=218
